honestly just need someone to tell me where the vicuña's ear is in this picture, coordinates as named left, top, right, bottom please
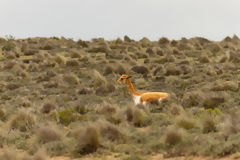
left=127, top=76, right=132, bottom=79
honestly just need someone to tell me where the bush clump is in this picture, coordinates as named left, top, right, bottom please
left=41, top=103, right=56, bottom=114
left=131, top=65, right=149, bottom=75
left=202, top=116, right=217, bottom=133
left=74, top=126, right=99, bottom=155
left=66, top=59, right=79, bottom=67
left=158, top=37, right=170, bottom=45
left=63, top=73, right=79, bottom=85
left=58, top=109, right=74, bottom=125
left=10, top=110, right=35, bottom=132
left=176, top=115, right=195, bottom=130
left=164, top=127, right=182, bottom=146
left=36, top=126, right=61, bottom=143
left=132, top=109, right=147, bottom=127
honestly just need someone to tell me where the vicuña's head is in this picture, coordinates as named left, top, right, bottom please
left=117, top=74, right=132, bottom=84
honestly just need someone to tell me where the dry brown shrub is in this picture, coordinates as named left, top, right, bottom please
left=176, top=115, right=195, bottom=130
left=36, top=125, right=61, bottom=143
left=74, top=126, right=99, bottom=155
left=9, top=110, right=35, bottom=132
left=164, top=126, right=182, bottom=146
left=41, top=103, right=56, bottom=114
left=131, top=65, right=149, bottom=75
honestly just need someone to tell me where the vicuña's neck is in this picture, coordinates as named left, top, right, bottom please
left=125, top=79, right=141, bottom=96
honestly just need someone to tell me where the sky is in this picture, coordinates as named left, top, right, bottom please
left=0, top=0, right=240, bottom=41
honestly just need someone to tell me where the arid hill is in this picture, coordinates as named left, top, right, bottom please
left=0, top=35, right=240, bottom=159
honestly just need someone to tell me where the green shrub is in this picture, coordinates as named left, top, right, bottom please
left=59, top=109, right=74, bottom=125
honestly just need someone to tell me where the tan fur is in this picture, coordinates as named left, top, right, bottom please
left=117, top=75, right=169, bottom=105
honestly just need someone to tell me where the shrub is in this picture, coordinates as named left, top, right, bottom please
left=36, top=126, right=61, bottom=143
left=114, top=63, right=128, bottom=75
left=74, top=126, right=99, bottom=155
left=165, top=65, right=181, bottom=76
left=176, top=115, right=195, bottom=130
left=125, top=107, right=133, bottom=121
left=59, top=109, right=74, bottom=125
left=169, top=104, right=184, bottom=115
left=10, top=110, right=35, bottom=132
left=98, top=120, right=126, bottom=143
left=55, top=55, right=66, bottom=65
left=75, top=106, right=88, bottom=114
left=66, top=59, right=79, bottom=67
left=199, top=55, right=210, bottom=63
left=63, top=73, right=79, bottom=85
left=41, top=103, right=56, bottom=114
left=132, top=109, right=146, bottom=127
left=164, top=127, right=182, bottom=146
left=202, top=96, right=225, bottom=109
left=92, top=70, right=106, bottom=87
left=202, top=116, right=216, bottom=133
left=95, top=83, right=115, bottom=96
left=124, top=35, right=132, bottom=42
left=131, top=65, right=149, bottom=75
left=158, top=37, right=169, bottom=45
left=6, top=83, right=21, bottom=90
left=2, top=41, right=16, bottom=51
left=103, top=64, right=114, bottom=75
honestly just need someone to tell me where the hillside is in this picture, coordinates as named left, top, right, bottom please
left=0, top=35, right=240, bottom=159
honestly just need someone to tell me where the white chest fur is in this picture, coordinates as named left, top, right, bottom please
left=133, top=95, right=141, bottom=105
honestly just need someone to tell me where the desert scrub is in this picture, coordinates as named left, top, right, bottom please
left=164, top=126, right=182, bottom=146
left=58, top=109, right=75, bottom=125
left=131, top=65, right=149, bottom=75
left=95, top=83, right=115, bottom=96
left=132, top=108, right=149, bottom=127
left=176, top=115, right=195, bottom=130
left=201, top=116, right=217, bottom=133
left=92, top=70, right=106, bottom=87
left=36, top=125, right=61, bottom=143
left=9, top=110, right=35, bottom=132
left=98, top=120, right=127, bottom=143
left=66, top=59, right=79, bottom=67
left=103, top=64, right=114, bottom=75
left=55, top=55, right=66, bottom=65
left=63, top=73, right=79, bottom=85
left=158, top=37, right=170, bottom=45
left=114, top=63, right=128, bottom=75
left=41, top=102, right=56, bottom=114
left=73, top=126, right=99, bottom=156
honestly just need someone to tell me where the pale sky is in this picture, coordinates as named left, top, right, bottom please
left=1, top=0, right=240, bottom=41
